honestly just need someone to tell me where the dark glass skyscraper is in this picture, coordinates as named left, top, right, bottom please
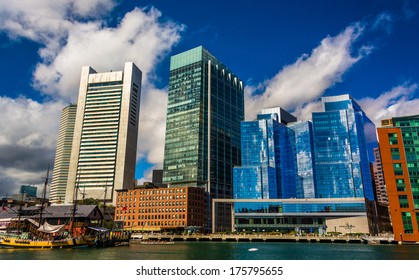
left=163, top=46, right=244, bottom=230
left=312, top=94, right=376, bottom=200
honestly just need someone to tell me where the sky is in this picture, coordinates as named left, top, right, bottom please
left=1, top=0, right=419, bottom=197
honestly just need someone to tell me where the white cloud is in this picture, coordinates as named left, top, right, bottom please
left=0, top=97, right=66, bottom=195
left=372, top=12, right=394, bottom=34
left=0, top=2, right=184, bottom=101
left=0, top=0, right=116, bottom=59
left=0, top=97, right=65, bottom=148
left=0, top=2, right=184, bottom=193
left=245, top=23, right=369, bottom=120
left=137, top=167, right=156, bottom=185
left=359, top=83, right=419, bottom=125
left=291, top=101, right=323, bottom=121
left=137, top=85, right=168, bottom=168
left=32, top=7, right=184, bottom=101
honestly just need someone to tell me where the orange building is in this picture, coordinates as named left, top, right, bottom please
left=114, top=183, right=205, bottom=233
left=377, top=115, right=419, bottom=242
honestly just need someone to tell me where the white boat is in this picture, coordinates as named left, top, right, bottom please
left=130, top=233, right=143, bottom=240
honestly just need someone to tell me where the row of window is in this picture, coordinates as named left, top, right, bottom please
left=116, top=194, right=205, bottom=203
left=117, top=208, right=188, bottom=214
left=119, top=188, right=189, bottom=196
left=122, top=213, right=203, bottom=221
left=122, top=220, right=204, bottom=227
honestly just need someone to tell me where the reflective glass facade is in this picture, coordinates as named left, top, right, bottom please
left=233, top=166, right=276, bottom=199
left=233, top=111, right=298, bottom=199
left=227, top=98, right=377, bottom=234
left=163, top=46, right=244, bottom=196
left=231, top=198, right=367, bottom=234
left=278, top=125, right=297, bottom=198
left=312, top=95, right=376, bottom=200
left=288, top=121, right=316, bottom=198
left=234, top=200, right=366, bottom=214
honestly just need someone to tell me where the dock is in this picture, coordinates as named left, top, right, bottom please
left=138, top=234, right=398, bottom=245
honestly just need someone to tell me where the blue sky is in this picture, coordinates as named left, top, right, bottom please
left=0, top=0, right=419, bottom=196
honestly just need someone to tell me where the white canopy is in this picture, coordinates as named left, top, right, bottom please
left=0, top=218, right=11, bottom=230
left=37, top=222, right=65, bottom=234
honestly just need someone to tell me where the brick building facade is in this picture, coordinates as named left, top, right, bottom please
left=115, top=184, right=205, bottom=233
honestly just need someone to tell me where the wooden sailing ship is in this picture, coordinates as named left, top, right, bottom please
left=0, top=168, right=94, bottom=249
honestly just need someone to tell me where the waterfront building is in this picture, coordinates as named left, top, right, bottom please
left=377, top=115, right=419, bottom=242
left=65, top=62, right=142, bottom=205
left=212, top=197, right=370, bottom=234
left=114, top=183, right=205, bottom=233
left=373, top=147, right=388, bottom=205
left=233, top=109, right=297, bottom=200
left=0, top=204, right=103, bottom=234
left=288, top=121, right=316, bottom=199
left=225, top=95, right=378, bottom=235
left=162, top=46, right=244, bottom=231
left=312, top=94, right=376, bottom=200
left=50, top=104, right=77, bottom=204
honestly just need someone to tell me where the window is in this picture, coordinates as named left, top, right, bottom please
left=396, top=179, right=406, bottom=192
left=389, top=133, right=398, bottom=145
left=394, top=163, right=403, bottom=175
left=391, top=148, right=400, bottom=160
left=402, top=212, right=413, bottom=234
left=399, top=195, right=409, bottom=208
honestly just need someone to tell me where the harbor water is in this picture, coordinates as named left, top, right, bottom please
left=1, top=241, right=419, bottom=260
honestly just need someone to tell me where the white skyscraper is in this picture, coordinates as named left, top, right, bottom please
left=65, top=62, right=142, bottom=205
left=50, top=104, right=77, bottom=204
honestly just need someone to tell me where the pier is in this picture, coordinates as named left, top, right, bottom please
left=138, top=234, right=398, bottom=245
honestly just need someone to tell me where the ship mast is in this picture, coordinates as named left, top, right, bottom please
left=38, top=165, right=50, bottom=227
left=69, top=170, right=80, bottom=236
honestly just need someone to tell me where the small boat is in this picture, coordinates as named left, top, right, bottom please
left=248, top=248, right=258, bottom=252
left=130, top=233, right=143, bottom=240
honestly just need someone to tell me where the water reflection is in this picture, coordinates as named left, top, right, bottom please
left=1, top=242, right=419, bottom=260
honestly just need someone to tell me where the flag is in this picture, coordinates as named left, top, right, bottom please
left=122, top=206, right=127, bottom=211
left=1, top=205, right=6, bottom=212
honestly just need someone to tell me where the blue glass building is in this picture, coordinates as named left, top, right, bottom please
left=234, top=96, right=375, bottom=202
left=223, top=99, right=377, bottom=235
left=312, top=94, right=376, bottom=200
left=233, top=109, right=297, bottom=199
left=288, top=121, right=316, bottom=198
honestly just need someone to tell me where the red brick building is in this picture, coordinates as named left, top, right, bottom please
left=114, top=184, right=205, bottom=233
left=377, top=116, right=419, bottom=242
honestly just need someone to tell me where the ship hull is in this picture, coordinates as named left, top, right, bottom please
left=0, top=236, right=93, bottom=249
